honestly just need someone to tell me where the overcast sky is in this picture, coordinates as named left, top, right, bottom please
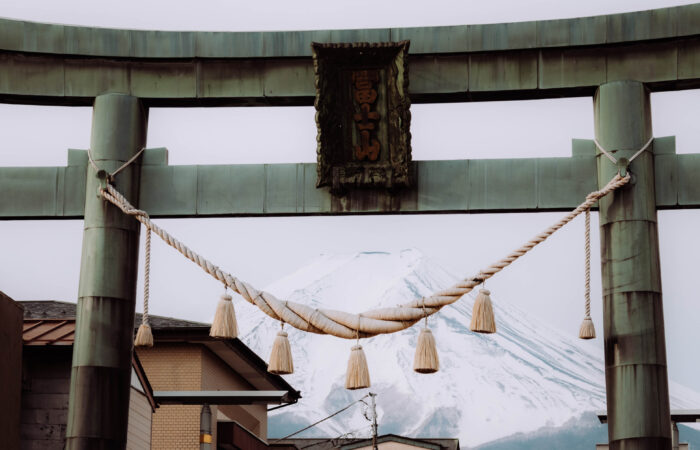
left=0, top=0, right=699, bottom=393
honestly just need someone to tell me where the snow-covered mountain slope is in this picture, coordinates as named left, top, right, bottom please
left=236, top=249, right=700, bottom=447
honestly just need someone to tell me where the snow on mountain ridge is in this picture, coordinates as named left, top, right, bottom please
left=237, top=249, right=700, bottom=447
left=263, top=248, right=439, bottom=311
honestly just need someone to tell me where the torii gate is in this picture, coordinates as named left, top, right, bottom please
left=2, top=4, right=700, bottom=449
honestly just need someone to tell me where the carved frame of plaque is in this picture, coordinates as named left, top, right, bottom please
left=312, top=41, right=411, bottom=191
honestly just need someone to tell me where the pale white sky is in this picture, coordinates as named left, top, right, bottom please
left=0, top=0, right=696, bottom=30
left=0, top=0, right=699, bottom=393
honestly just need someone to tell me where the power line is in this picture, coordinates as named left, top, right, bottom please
left=270, top=394, right=370, bottom=443
left=297, top=427, right=370, bottom=450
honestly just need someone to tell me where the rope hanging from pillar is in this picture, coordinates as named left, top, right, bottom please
left=578, top=208, right=596, bottom=339
left=134, top=226, right=154, bottom=347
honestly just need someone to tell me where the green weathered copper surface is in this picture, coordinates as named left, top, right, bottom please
left=2, top=5, right=700, bottom=105
left=1, top=5, right=699, bottom=57
left=1, top=40, right=698, bottom=106
left=66, top=94, right=147, bottom=450
left=0, top=138, right=697, bottom=218
left=594, top=81, right=671, bottom=449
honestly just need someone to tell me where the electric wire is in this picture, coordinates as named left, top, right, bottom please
left=297, top=426, right=370, bottom=450
left=270, top=394, right=371, bottom=443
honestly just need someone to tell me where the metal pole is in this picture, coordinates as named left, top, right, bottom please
left=200, top=404, right=212, bottom=449
left=672, top=422, right=679, bottom=450
left=66, top=94, right=147, bottom=450
left=594, top=81, right=671, bottom=449
left=370, top=393, right=378, bottom=450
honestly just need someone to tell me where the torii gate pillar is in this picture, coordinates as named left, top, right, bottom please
left=595, top=81, right=671, bottom=449
left=66, top=94, right=147, bottom=449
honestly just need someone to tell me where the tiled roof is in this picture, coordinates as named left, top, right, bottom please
left=21, top=300, right=77, bottom=320
left=17, top=300, right=299, bottom=396
left=19, top=300, right=209, bottom=329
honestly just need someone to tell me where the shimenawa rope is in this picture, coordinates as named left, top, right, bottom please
left=98, top=173, right=630, bottom=339
left=593, top=135, right=653, bottom=165
left=88, top=138, right=647, bottom=341
left=87, top=147, right=146, bottom=180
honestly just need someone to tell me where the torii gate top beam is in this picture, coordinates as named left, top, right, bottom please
left=1, top=4, right=700, bottom=106
left=1, top=137, right=699, bottom=219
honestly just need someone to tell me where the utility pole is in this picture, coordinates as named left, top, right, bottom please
left=369, top=393, right=378, bottom=450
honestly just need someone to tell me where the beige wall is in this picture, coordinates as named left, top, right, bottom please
left=201, top=347, right=268, bottom=440
left=139, top=344, right=202, bottom=450
left=138, top=344, right=202, bottom=390
left=152, top=405, right=201, bottom=450
left=138, top=343, right=269, bottom=449
left=126, top=387, right=152, bottom=450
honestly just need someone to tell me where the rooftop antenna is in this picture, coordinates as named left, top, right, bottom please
left=369, top=393, right=378, bottom=450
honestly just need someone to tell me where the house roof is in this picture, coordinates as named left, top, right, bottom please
left=597, top=410, right=700, bottom=424
left=271, top=438, right=364, bottom=450
left=18, top=300, right=299, bottom=400
left=276, top=436, right=459, bottom=450
left=23, top=318, right=75, bottom=345
left=21, top=300, right=208, bottom=328
left=341, top=435, right=459, bottom=450
left=20, top=300, right=208, bottom=346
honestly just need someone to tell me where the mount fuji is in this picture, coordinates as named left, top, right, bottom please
left=236, top=249, right=700, bottom=448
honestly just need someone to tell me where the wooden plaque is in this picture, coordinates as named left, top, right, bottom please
left=312, top=41, right=412, bottom=191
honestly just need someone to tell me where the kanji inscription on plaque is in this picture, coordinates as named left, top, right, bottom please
left=352, top=70, right=381, bottom=161
left=312, top=41, right=411, bottom=191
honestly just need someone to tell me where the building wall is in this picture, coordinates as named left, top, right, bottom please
left=127, top=387, right=153, bottom=450
left=138, top=344, right=203, bottom=450
left=20, top=346, right=71, bottom=450
left=201, top=347, right=268, bottom=441
left=20, top=346, right=154, bottom=450
left=0, top=292, right=23, bottom=450
left=138, top=344, right=202, bottom=389
left=138, top=343, right=272, bottom=449
left=596, top=446, right=687, bottom=450
left=218, top=421, right=270, bottom=450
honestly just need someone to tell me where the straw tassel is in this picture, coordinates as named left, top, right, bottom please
left=134, top=323, right=154, bottom=347
left=470, top=288, right=497, bottom=333
left=579, top=209, right=596, bottom=340
left=579, top=317, right=596, bottom=339
left=268, top=324, right=294, bottom=375
left=345, top=344, right=371, bottom=390
left=210, top=292, right=238, bottom=339
left=135, top=227, right=154, bottom=348
left=413, top=328, right=439, bottom=374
